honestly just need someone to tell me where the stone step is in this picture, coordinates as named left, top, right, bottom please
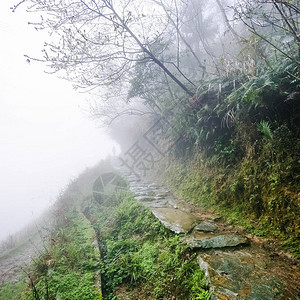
left=134, top=195, right=166, bottom=201
left=141, top=200, right=170, bottom=208
left=195, top=221, right=218, bottom=233
left=185, top=233, right=249, bottom=249
left=151, top=207, right=199, bottom=234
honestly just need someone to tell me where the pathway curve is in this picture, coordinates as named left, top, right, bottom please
left=116, top=166, right=300, bottom=300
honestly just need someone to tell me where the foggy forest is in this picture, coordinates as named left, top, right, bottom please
left=0, top=0, right=299, bottom=299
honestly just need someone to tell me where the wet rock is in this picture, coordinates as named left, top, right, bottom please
left=151, top=207, right=198, bottom=233
left=135, top=195, right=166, bottom=202
left=131, top=186, right=151, bottom=193
left=148, top=183, right=160, bottom=189
left=155, top=193, right=168, bottom=198
left=197, top=250, right=289, bottom=299
left=141, top=200, right=170, bottom=208
left=134, top=190, right=156, bottom=197
left=213, top=286, right=239, bottom=299
left=117, top=166, right=300, bottom=300
left=168, top=199, right=194, bottom=213
left=198, top=256, right=211, bottom=281
left=186, top=234, right=249, bottom=249
left=195, top=221, right=218, bottom=232
left=134, top=196, right=155, bottom=201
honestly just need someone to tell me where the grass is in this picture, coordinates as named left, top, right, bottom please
left=90, top=193, right=211, bottom=300
left=161, top=144, right=300, bottom=259
left=0, top=162, right=211, bottom=299
left=0, top=281, right=27, bottom=300
left=3, top=208, right=104, bottom=300
left=22, top=210, right=103, bottom=300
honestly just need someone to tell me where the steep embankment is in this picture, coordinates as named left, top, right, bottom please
left=0, top=231, right=42, bottom=298
left=0, top=163, right=106, bottom=300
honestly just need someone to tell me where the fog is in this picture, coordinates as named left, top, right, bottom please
left=0, top=2, right=118, bottom=241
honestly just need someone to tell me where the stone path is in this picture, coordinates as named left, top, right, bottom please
left=116, top=167, right=300, bottom=300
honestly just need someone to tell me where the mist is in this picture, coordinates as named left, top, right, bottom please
left=0, top=2, right=119, bottom=241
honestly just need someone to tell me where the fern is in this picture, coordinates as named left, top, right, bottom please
left=257, top=120, right=273, bottom=141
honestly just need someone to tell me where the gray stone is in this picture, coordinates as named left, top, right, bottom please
left=142, top=200, right=169, bottom=208
left=134, top=196, right=155, bottom=201
left=195, top=221, right=218, bottom=232
left=135, top=190, right=156, bottom=197
left=186, top=234, right=249, bottom=249
left=155, top=193, right=168, bottom=198
left=197, top=250, right=292, bottom=299
left=151, top=207, right=198, bottom=233
left=120, top=168, right=300, bottom=300
left=148, top=183, right=160, bottom=189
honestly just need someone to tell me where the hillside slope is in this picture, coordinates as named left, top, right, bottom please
left=2, top=158, right=300, bottom=299
left=0, top=161, right=210, bottom=300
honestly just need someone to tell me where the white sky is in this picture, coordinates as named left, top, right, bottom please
left=0, top=2, right=119, bottom=241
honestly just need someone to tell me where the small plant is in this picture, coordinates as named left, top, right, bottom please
left=257, top=120, right=273, bottom=141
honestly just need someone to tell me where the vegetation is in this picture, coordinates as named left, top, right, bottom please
left=162, top=121, right=300, bottom=257
left=91, top=194, right=210, bottom=299
left=5, top=0, right=299, bottom=297
left=0, top=210, right=102, bottom=300
left=0, top=281, right=27, bottom=300
left=157, top=35, right=300, bottom=258
left=22, top=211, right=102, bottom=300
left=0, top=163, right=210, bottom=299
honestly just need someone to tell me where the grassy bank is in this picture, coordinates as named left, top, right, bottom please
left=161, top=132, right=300, bottom=258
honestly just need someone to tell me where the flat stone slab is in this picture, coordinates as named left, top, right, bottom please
left=198, top=249, right=300, bottom=299
left=155, top=192, right=169, bottom=198
left=148, top=183, right=160, bottom=189
left=116, top=168, right=300, bottom=300
left=134, top=190, right=156, bottom=197
left=151, top=207, right=198, bottom=233
left=131, top=186, right=152, bottom=193
left=134, top=196, right=155, bottom=201
left=134, top=195, right=166, bottom=202
left=186, top=234, right=249, bottom=249
left=141, top=200, right=170, bottom=208
left=195, top=221, right=218, bottom=232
